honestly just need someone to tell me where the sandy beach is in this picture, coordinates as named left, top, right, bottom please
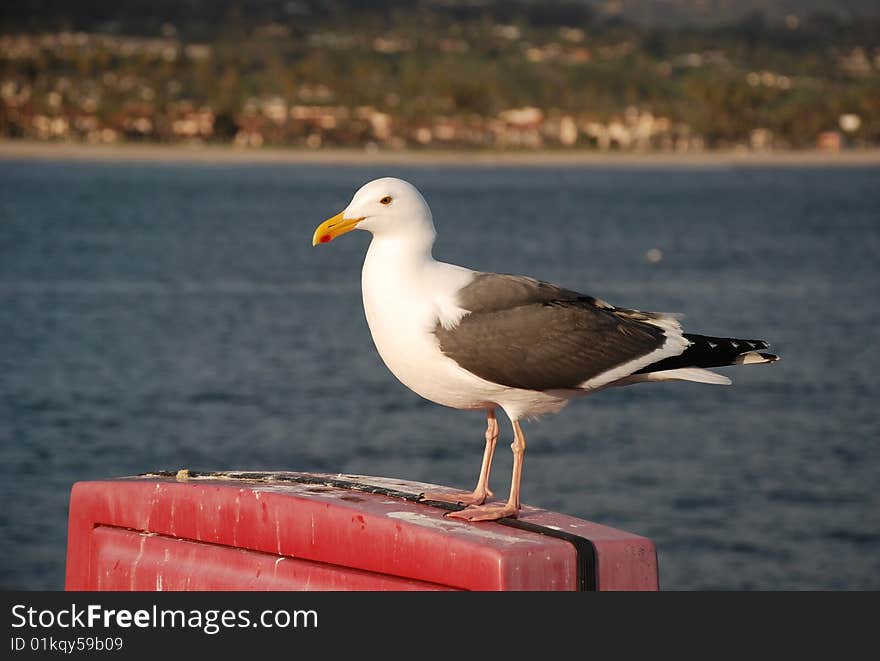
left=1, top=139, right=879, bottom=167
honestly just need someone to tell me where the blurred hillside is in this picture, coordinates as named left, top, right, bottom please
left=5, top=1, right=879, bottom=33
left=584, top=1, right=879, bottom=26
left=2, top=1, right=878, bottom=151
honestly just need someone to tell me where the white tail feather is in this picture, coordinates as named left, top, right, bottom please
left=606, top=367, right=733, bottom=389
left=640, top=367, right=732, bottom=386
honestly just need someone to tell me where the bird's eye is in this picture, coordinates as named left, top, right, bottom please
left=380, top=196, right=393, bottom=205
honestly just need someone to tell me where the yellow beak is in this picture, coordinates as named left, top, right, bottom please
left=312, top=211, right=364, bottom=246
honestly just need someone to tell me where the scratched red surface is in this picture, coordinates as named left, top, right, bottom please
left=65, top=473, right=658, bottom=591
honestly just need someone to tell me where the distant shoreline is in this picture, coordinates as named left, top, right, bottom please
left=2, top=139, right=879, bottom=168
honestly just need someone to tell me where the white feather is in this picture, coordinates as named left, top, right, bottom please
left=620, top=367, right=732, bottom=386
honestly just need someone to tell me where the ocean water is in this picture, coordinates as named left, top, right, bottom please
left=0, top=158, right=878, bottom=590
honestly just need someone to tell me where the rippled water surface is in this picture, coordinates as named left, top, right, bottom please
left=1, top=159, right=878, bottom=589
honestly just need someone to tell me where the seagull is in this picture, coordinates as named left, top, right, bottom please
left=312, top=177, right=778, bottom=522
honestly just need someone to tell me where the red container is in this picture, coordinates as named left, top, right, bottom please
left=65, top=471, right=658, bottom=591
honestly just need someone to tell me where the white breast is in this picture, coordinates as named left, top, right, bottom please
left=360, top=239, right=486, bottom=409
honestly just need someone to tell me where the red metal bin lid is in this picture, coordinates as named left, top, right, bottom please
left=66, top=471, right=657, bottom=591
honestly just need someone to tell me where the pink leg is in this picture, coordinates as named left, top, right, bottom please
left=420, top=409, right=498, bottom=506
left=447, top=419, right=526, bottom=522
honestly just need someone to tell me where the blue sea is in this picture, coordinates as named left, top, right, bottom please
left=1, top=157, right=878, bottom=590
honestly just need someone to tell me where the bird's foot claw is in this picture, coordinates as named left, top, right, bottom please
left=445, top=503, right=519, bottom=522
left=419, top=489, right=492, bottom=507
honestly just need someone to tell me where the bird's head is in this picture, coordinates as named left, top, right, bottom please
left=312, top=177, right=435, bottom=246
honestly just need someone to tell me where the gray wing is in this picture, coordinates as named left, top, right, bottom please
left=434, top=273, right=671, bottom=391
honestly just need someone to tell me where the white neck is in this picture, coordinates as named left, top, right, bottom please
left=363, top=229, right=436, bottom=274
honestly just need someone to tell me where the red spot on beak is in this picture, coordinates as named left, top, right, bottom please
left=320, top=234, right=332, bottom=244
